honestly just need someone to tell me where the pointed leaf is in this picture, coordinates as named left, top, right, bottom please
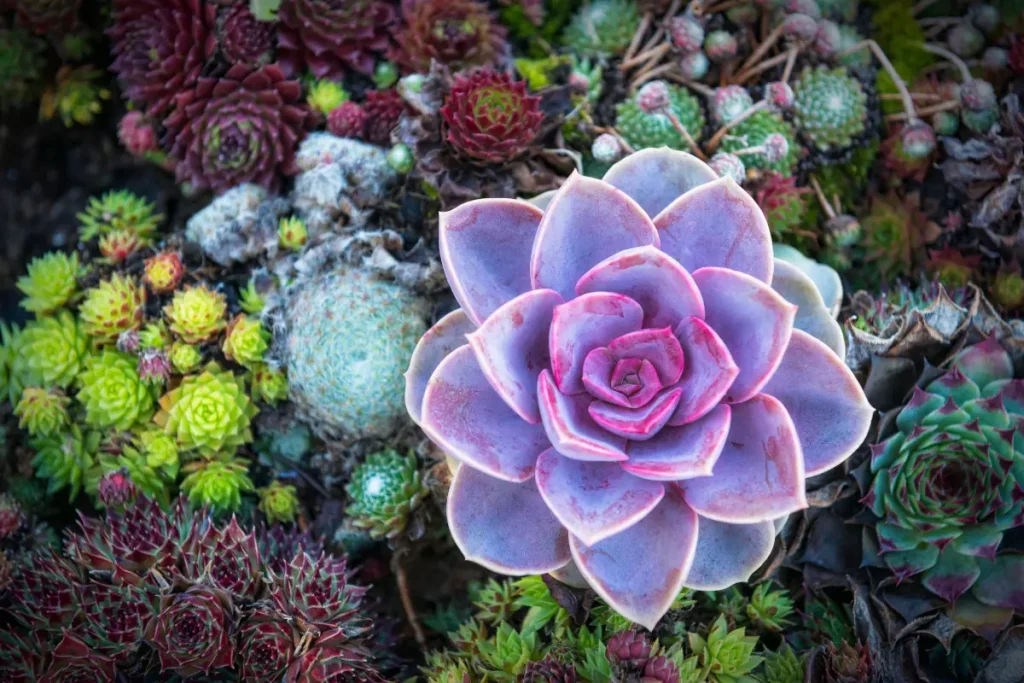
left=669, top=316, right=739, bottom=425
left=625, top=404, right=731, bottom=481
left=602, top=147, right=718, bottom=217
left=954, top=337, right=1014, bottom=390
left=682, top=517, right=775, bottom=591
left=535, top=449, right=665, bottom=546
left=422, top=346, right=549, bottom=482
left=922, top=548, right=981, bottom=603
left=538, top=370, right=628, bottom=461
left=405, top=309, right=476, bottom=425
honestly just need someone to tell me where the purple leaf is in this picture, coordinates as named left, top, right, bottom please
left=606, top=327, right=685, bottom=386
left=535, top=449, right=665, bottom=546
left=468, top=289, right=563, bottom=424
left=538, top=369, right=628, bottom=461
left=422, top=346, right=550, bottom=482
left=770, top=258, right=844, bottom=357
left=922, top=548, right=981, bottom=604
left=602, top=148, right=718, bottom=217
left=972, top=555, right=1024, bottom=610
left=669, top=316, right=739, bottom=425
left=583, top=351, right=662, bottom=409
left=624, top=404, right=731, bottom=481
left=682, top=516, right=775, bottom=590
left=405, top=308, right=476, bottom=425
left=589, top=388, right=683, bottom=440
left=954, top=337, right=1014, bottom=390
left=448, top=464, right=571, bottom=575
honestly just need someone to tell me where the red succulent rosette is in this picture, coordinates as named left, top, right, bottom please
left=396, top=0, right=507, bottom=73
left=7, top=550, right=80, bottom=630
left=363, top=89, right=409, bottom=147
left=164, top=63, right=311, bottom=193
left=218, top=2, right=275, bottom=65
left=145, top=583, right=236, bottom=677
left=282, top=630, right=385, bottom=683
left=238, top=607, right=295, bottom=681
left=38, top=632, right=117, bottom=683
left=277, top=0, right=396, bottom=79
left=179, top=516, right=263, bottom=599
left=440, top=69, right=543, bottom=165
left=109, top=0, right=218, bottom=117
left=75, top=580, right=157, bottom=661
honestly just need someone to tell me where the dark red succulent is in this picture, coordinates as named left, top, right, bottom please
left=108, top=0, right=218, bottom=117
left=277, top=0, right=397, bottom=79
left=520, top=655, right=578, bottom=682
left=97, top=470, right=139, bottom=511
left=440, top=69, right=543, bottom=165
left=13, top=0, right=80, bottom=35
left=269, top=551, right=369, bottom=634
left=363, top=89, right=409, bottom=146
left=642, top=656, right=681, bottom=683
left=282, top=632, right=384, bottom=683
left=0, top=493, right=25, bottom=539
left=66, top=495, right=180, bottom=577
left=7, top=550, right=80, bottom=630
left=75, top=580, right=157, bottom=661
left=164, top=63, right=311, bottom=193
left=238, top=607, right=296, bottom=681
left=145, top=583, right=236, bottom=677
left=38, top=632, right=118, bottom=683
left=258, top=525, right=324, bottom=575
left=0, top=625, right=48, bottom=683
left=395, top=0, right=507, bottom=73
left=327, top=101, right=368, bottom=139
left=606, top=630, right=652, bottom=666
left=180, top=516, right=263, bottom=599
left=218, top=1, right=275, bottom=65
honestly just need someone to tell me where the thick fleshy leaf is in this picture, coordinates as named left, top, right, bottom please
left=624, top=405, right=731, bottom=480
left=972, top=556, right=1024, bottom=610
left=949, top=595, right=1014, bottom=642
left=535, top=449, right=665, bottom=546
left=606, top=327, right=685, bottom=385
left=550, top=558, right=589, bottom=588
left=954, top=337, right=1014, bottom=390
left=682, top=517, right=775, bottom=590
left=531, top=173, right=659, bottom=300
left=590, top=388, right=683, bottom=441
left=761, top=329, right=873, bottom=477
left=405, top=309, right=476, bottom=425
left=422, top=346, right=550, bottom=482
left=549, top=292, right=644, bottom=395
left=571, top=493, right=698, bottom=629
left=653, top=177, right=773, bottom=283
left=440, top=199, right=544, bottom=326
left=773, top=244, right=842, bottom=317
left=680, top=394, right=806, bottom=523
left=770, top=259, right=844, bottom=357
left=669, top=316, right=739, bottom=425
left=527, top=190, right=557, bottom=211
left=467, top=289, right=563, bottom=424
left=538, top=370, right=628, bottom=461
left=692, top=268, right=797, bottom=404
left=448, top=465, right=571, bottom=575
left=602, top=147, right=718, bottom=217
left=583, top=350, right=662, bottom=408
left=884, top=546, right=940, bottom=581
left=575, top=246, right=704, bottom=329
left=922, top=549, right=981, bottom=603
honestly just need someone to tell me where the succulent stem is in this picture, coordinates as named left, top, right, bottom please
left=393, top=553, right=427, bottom=650
left=739, top=23, right=784, bottom=73
left=706, top=100, right=768, bottom=151
left=624, top=12, right=653, bottom=62
left=734, top=47, right=797, bottom=85
left=885, top=99, right=959, bottom=121
left=922, top=42, right=973, bottom=81
left=838, top=40, right=919, bottom=123
left=809, top=176, right=838, bottom=219
left=665, top=71, right=716, bottom=97
left=665, top=111, right=709, bottom=159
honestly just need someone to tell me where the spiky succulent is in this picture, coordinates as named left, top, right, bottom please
left=867, top=338, right=1024, bottom=607
left=16, top=251, right=80, bottom=314
left=764, top=645, right=804, bottom=683
left=277, top=0, right=396, bottom=79
left=689, top=616, right=763, bottom=681
left=396, top=0, right=507, bottom=73
left=562, top=0, right=641, bottom=57
left=95, top=469, right=141, bottom=511
left=39, top=65, right=110, bottom=127
left=139, top=321, right=172, bottom=349
left=363, top=87, right=408, bottom=146
left=248, top=363, right=289, bottom=406
left=169, top=342, right=203, bottom=374
left=143, top=251, right=184, bottom=294
left=30, top=425, right=100, bottom=499
left=719, top=110, right=798, bottom=176
left=306, top=80, right=348, bottom=116
left=859, top=192, right=937, bottom=280
left=792, top=65, right=867, bottom=152
left=441, top=69, right=543, bottom=165
left=0, top=494, right=26, bottom=540
left=239, top=278, right=269, bottom=315
left=77, top=190, right=162, bottom=244
left=155, top=364, right=258, bottom=456
left=746, top=583, right=794, bottom=632
left=76, top=350, right=155, bottom=430
left=278, top=216, right=308, bottom=250
left=91, top=443, right=173, bottom=505
left=14, top=386, right=71, bottom=437
left=145, top=584, right=236, bottom=676
left=269, top=549, right=369, bottom=633
left=616, top=82, right=705, bottom=151
left=181, top=457, right=255, bottom=513
left=217, top=1, right=275, bottom=66
left=346, top=449, right=427, bottom=539
left=222, top=315, right=270, bottom=368
left=259, top=480, right=300, bottom=524
left=164, top=284, right=228, bottom=344
left=79, top=274, right=147, bottom=345
left=109, top=0, right=217, bottom=117
left=10, top=311, right=87, bottom=393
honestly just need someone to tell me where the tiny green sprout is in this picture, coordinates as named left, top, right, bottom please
left=278, top=216, right=308, bottom=250
left=388, top=143, right=414, bottom=174
left=374, top=61, right=399, bottom=89
left=306, top=79, right=348, bottom=115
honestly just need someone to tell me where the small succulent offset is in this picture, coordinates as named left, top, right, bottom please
left=792, top=65, right=867, bottom=152
left=867, top=337, right=1024, bottom=608
left=16, top=251, right=80, bottom=314
left=346, top=449, right=428, bottom=540
left=407, top=148, right=871, bottom=627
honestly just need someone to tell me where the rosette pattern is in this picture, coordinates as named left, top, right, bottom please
left=406, top=148, right=872, bottom=628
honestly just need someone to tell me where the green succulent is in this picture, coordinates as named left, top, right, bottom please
left=89, top=444, right=174, bottom=506
left=222, top=315, right=269, bottom=368
left=164, top=285, right=228, bottom=344
left=0, top=323, right=15, bottom=402
left=472, top=579, right=520, bottom=626
left=138, top=321, right=172, bottom=349
left=689, top=615, right=762, bottom=683
left=616, top=83, right=706, bottom=152
left=40, top=65, right=110, bottom=127
left=258, top=480, right=300, bottom=524
left=16, top=251, right=81, bottom=314
left=181, top=457, right=254, bottom=514
left=77, top=190, right=162, bottom=244
left=792, top=65, right=867, bottom=152
left=719, top=110, right=798, bottom=176
left=137, top=429, right=181, bottom=479
left=76, top=350, right=155, bottom=431
left=306, top=79, right=348, bottom=114
left=247, top=363, right=289, bottom=406
left=562, top=0, right=640, bottom=57
left=513, top=576, right=572, bottom=637
left=78, top=274, right=146, bottom=345
left=836, top=25, right=871, bottom=69
left=154, top=364, right=258, bottom=457
left=30, top=425, right=101, bottom=499
left=476, top=623, right=540, bottom=679
left=745, top=583, right=794, bottom=633
left=239, top=279, right=267, bottom=315
left=14, top=387, right=71, bottom=437
left=168, top=342, right=202, bottom=374
left=763, top=644, right=804, bottom=683
left=345, top=449, right=427, bottom=540
left=10, top=311, right=88, bottom=394
left=0, top=27, right=46, bottom=112
left=868, top=338, right=1024, bottom=609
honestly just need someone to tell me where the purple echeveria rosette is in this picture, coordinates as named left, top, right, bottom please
left=405, top=148, right=873, bottom=629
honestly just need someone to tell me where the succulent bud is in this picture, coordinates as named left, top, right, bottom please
left=709, top=152, right=746, bottom=183
left=591, top=133, right=623, bottom=163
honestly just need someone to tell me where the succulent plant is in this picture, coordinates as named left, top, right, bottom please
left=925, top=247, right=982, bottom=290
left=91, top=442, right=173, bottom=505
left=719, top=110, right=798, bottom=176
left=78, top=190, right=161, bottom=244
left=859, top=192, right=938, bottom=280
left=169, top=342, right=203, bottom=374
left=239, top=277, right=270, bottom=315
left=764, top=644, right=804, bottom=683
left=248, top=363, right=290, bottom=406
left=755, top=174, right=813, bottom=245
left=746, top=583, right=794, bottom=632
left=145, top=583, right=236, bottom=676
left=407, top=148, right=871, bottom=627
left=712, top=85, right=754, bottom=125
left=118, top=110, right=162, bottom=159
left=396, top=0, right=507, bottom=73
left=792, top=65, right=867, bottom=152
left=346, top=449, right=427, bottom=540
left=440, top=69, right=543, bottom=165
left=669, top=14, right=704, bottom=53
left=76, top=350, right=156, bottom=430
left=16, top=251, right=80, bottom=314
left=31, top=425, right=100, bottom=498
left=15, top=386, right=71, bottom=437
left=38, top=631, right=119, bottom=682
left=615, top=82, right=706, bottom=151
left=79, top=274, right=147, bottom=345
left=139, top=321, right=171, bottom=350
left=143, top=251, right=184, bottom=294
left=10, top=311, right=87, bottom=393
left=709, top=152, right=746, bottom=183
left=164, top=284, right=228, bottom=344
left=0, top=494, right=26, bottom=540
left=39, top=64, right=111, bottom=127
left=282, top=267, right=427, bottom=440
left=278, top=216, right=308, bottom=250
left=155, top=364, right=258, bottom=456
left=866, top=338, right=1024, bottom=607
left=75, top=579, right=156, bottom=660
left=327, top=101, right=369, bottom=138
left=704, top=29, right=738, bottom=62
left=277, top=0, right=397, bottom=79
left=259, top=480, right=300, bottom=524
left=222, top=315, right=270, bottom=368
left=363, top=88, right=409, bottom=146
left=109, top=0, right=218, bottom=117
left=164, top=63, right=311, bottom=193
left=95, top=469, right=141, bottom=511
left=306, top=80, right=349, bottom=115
left=217, top=1, right=275, bottom=66
left=807, top=641, right=870, bottom=682
left=269, top=549, right=369, bottom=633
left=689, top=615, right=762, bottom=681
left=181, top=457, right=255, bottom=513
left=562, top=0, right=640, bottom=57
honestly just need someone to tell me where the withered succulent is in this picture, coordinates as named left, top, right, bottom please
left=109, top=0, right=218, bottom=117
left=164, top=63, right=311, bottom=193
left=396, top=0, right=507, bottom=73
left=277, top=0, right=397, bottom=79
left=440, top=69, right=542, bottom=165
